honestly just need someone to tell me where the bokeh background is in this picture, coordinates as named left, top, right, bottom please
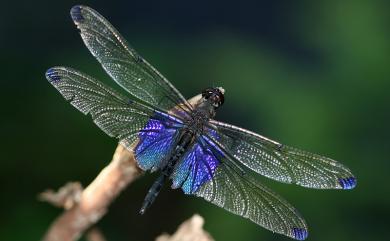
left=1, top=0, right=389, bottom=240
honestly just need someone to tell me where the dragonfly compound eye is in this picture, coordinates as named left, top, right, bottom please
left=201, top=88, right=214, bottom=99
left=202, top=88, right=224, bottom=108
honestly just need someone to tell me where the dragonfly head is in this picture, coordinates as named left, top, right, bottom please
left=202, top=87, right=225, bottom=108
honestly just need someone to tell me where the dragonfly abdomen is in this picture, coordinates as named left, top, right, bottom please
left=139, top=174, right=166, bottom=215
left=139, top=130, right=195, bottom=214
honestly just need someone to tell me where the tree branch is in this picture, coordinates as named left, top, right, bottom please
left=41, top=96, right=214, bottom=241
left=156, top=214, right=214, bottom=241
left=41, top=144, right=143, bottom=241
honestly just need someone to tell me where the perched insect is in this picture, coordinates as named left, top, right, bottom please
left=46, top=5, right=357, bottom=240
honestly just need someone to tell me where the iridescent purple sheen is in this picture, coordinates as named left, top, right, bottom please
left=137, top=116, right=223, bottom=192
left=46, top=68, right=61, bottom=83
left=338, top=177, right=357, bottom=190
left=171, top=141, right=220, bottom=194
left=292, top=227, right=308, bottom=240
left=70, top=5, right=84, bottom=23
left=170, top=129, right=224, bottom=194
left=135, top=117, right=178, bottom=171
left=170, top=147, right=195, bottom=189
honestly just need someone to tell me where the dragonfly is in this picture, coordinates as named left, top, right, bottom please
left=46, top=5, right=357, bottom=240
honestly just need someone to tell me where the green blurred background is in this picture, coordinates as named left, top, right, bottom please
left=1, top=0, right=388, bottom=240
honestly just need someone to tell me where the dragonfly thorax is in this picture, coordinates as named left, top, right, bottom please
left=187, top=87, right=225, bottom=122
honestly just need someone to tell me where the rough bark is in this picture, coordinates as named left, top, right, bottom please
left=41, top=144, right=143, bottom=241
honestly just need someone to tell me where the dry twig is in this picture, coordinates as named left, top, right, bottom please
left=156, top=214, right=214, bottom=241
left=41, top=144, right=143, bottom=241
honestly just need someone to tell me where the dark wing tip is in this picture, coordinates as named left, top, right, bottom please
left=46, top=68, right=61, bottom=83
left=292, top=227, right=308, bottom=240
left=70, top=5, right=84, bottom=23
left=338, top=177, right=357, bottom=190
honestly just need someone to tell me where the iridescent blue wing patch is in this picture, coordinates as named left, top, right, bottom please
left=70, top=5, right=192, bottom=115
left=46, top=67, right=183, bottom=164
left=180, top=132, right=309, bottom=240
left=170, top=139, right=221, bottom=193
left=135, top=115, right=182, bottom=171
left=205, top=120, right=356, bottom=190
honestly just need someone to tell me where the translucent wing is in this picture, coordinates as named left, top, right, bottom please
left=205, top=120, right=357, bottom=190
left=45, top=66, right=183, bottom=171
left=69, top=5, right=192, bottom=114
left=172, top=134, right=308, bottom=240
